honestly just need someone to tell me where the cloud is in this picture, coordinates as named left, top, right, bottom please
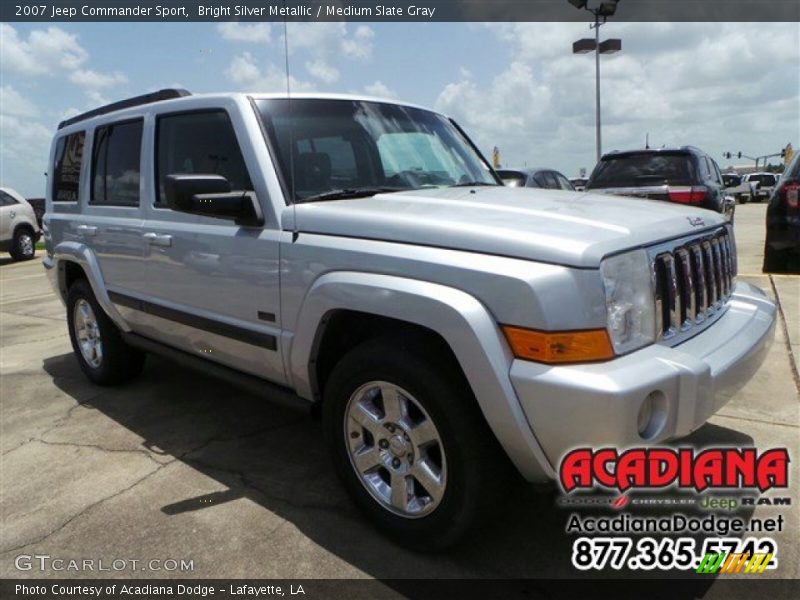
left=435, top=22, right=800, bottom=174
left=217, top=22, right=271, bottom=44
left=305, top=59, right=339, bottom=83
left=225, top=52, right=316, bottom=93
left=219, top=22, right=374, bottom=91
left=363, top=81, right=398, bottom=99
left=0, top=85, right=38, bottom=117
left=0, top=86, right=51, bottom=196
left=69, top=69, right=128, bottom=89
left=0, top=23, right=88, bottom=76
left=284, top=23, right=374, bottom=61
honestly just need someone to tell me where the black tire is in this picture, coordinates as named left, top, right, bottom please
left=66, top=279, right=145, bottom=385
left=10, top=226, right=36, bottom=261
left=763, top=244, right=789, bottom=273
left=322, top=336, right=512, bottom=550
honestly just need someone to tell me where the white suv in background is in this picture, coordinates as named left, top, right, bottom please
left=0, top=187, right=40, bottom=261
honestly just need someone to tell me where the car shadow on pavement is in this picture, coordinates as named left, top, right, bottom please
left=41, top=351, right=756, bottom=591
left=0, top=256, right=21, bottom=267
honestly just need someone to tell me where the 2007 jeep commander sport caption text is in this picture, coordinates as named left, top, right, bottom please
left=43, top=89, right=776, bottom=548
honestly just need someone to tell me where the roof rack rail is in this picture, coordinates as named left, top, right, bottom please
left=58, top=88, right=191, bottom=130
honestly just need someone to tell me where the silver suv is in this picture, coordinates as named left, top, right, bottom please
left=43, top=90, right=776, bottom=548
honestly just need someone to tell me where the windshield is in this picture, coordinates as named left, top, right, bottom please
left=749, top=174, right=776, bottom=185
left=255, top=98, right=498, bottom=203
left=588, top=152, right=695, bottom=188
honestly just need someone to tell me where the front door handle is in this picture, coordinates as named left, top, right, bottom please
left=143, top=232, right=173, bottom=247
left=76, top=225, right=97, bottom=237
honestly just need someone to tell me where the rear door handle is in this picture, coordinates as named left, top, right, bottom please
left=143, top=232, right=172, bottom=247
left=76, top=225, right=97, bottom=237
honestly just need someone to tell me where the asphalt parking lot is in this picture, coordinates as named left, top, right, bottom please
left=1, top=202, right=798, bottom=590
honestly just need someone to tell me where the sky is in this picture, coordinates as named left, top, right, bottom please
left=1, top=21, right=798, bottom=197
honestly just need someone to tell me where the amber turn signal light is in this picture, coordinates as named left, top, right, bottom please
left=502, top=326, right=615, bottom=364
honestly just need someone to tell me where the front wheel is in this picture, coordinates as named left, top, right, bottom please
left=67, top=279, right=145, bottom=385
left=10, top=227, right=36, bottom=261
left=322, top=337, right=511, bottom=550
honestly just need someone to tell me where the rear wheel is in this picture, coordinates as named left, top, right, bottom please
left=322, top=337, right=512, bottom=550
left=10, top=226, right=35, bottom=261
left=67, top=279, right=145, bottom=385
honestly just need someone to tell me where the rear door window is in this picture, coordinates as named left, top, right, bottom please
left=91, top=120, right=143, bottom=206
left=531, top=172, right=549, bottom=188
left=589, top=153, right=694, bottom=188
left=554, top=173, right=574, bottom=191
left=52, top=131, right=86, bottom=202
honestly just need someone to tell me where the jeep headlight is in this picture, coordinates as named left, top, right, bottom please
left=601, top=249, right=656, bottom=355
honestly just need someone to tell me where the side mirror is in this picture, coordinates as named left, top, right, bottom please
left=164, top=174, right=264, bottom=227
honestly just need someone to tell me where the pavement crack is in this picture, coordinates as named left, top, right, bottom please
left=32, top=439, right=166, bottom=465
left=1, top=397, right=103, bottom=457
left=0, top=309, right=66, bottom=323
left=0, top=463, right=167, bottom=555
left=715, top=412, right=800, bottom=429
left=768, top=274, right=800, bottom=396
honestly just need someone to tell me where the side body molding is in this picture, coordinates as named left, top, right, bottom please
left=288, top=271, right=555, bottom=481
left=47, top=241, right=131, bottom=332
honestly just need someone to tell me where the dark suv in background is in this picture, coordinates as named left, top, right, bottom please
left=764, top=152, right=800, bottom=273
left=586, top=147, right=735, bottom=220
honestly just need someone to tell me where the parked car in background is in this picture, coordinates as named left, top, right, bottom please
left=570, top=177, right=588, bottom=191
left=497, top=168, right=575, bottom=191
left=743, top=172, right=779, bottom=203
left=764, top=152, right=800, bottom=273
left=586, top=147, right=735, bottom=220
left=0, top=187, right=41, bottom=261
left=722, top=173, right=750, bottom=204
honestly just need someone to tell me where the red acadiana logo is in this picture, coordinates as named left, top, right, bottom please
left=560, top=447, right=790, bottom=493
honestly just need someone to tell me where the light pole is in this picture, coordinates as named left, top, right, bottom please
left=569, top=0, right=622, bottom=163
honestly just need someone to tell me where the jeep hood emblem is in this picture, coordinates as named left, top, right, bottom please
left=687, top=216, right=706, bottom=228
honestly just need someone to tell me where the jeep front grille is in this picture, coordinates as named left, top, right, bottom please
left=652, top=229, right=736, bottom=340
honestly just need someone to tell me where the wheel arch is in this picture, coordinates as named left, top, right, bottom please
left=51, top=241, right=131, bottom=332
left=289, top=271, right=554, bottom=481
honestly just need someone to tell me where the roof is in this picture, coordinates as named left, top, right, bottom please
left=497, top=167, right=556, bottom=176
left=57, top=89, right=438, bottom=132
left=602, top=146, right=703, bottom=159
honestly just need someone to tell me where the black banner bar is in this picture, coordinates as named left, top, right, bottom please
left=3, top=579, right=800, bottom=600
left=2, top=0, right=800, bottom=23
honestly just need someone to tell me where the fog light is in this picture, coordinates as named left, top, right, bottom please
left=637, top=391, right=667, bottom=440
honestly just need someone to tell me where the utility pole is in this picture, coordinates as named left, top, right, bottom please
left=570, top=1, right=622, bottom=163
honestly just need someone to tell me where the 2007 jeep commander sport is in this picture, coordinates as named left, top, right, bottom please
left=44, top=90, right=776, bottom=547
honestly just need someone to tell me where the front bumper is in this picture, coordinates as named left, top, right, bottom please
left=510, top=281, right=776, bottom=470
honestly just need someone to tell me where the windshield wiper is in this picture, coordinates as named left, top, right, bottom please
left=296, top=187, right=405, bottom=203
left=450, top=181, right=498, bottom=188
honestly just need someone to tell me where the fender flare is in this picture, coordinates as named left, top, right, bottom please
left=288, top=271, right=554, bottom=481
left=51, top=241, right=131, bottom=332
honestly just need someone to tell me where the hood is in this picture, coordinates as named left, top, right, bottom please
left=286, top=187, right=727, bottom=268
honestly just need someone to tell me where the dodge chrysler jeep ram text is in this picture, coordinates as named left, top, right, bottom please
left=43, top=90, right=776, bottom=547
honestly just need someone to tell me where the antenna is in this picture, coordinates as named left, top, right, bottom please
left=283, top=2, right=298, bottom=241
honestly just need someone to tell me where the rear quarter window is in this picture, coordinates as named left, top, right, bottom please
left=52, top=131, right=86, bottom=202
left=589, top=153, right=695, bottom=188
